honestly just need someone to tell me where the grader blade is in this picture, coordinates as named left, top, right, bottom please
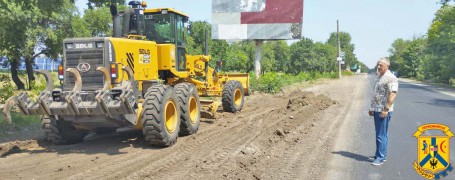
left=200, top=99, right=221, bottom=119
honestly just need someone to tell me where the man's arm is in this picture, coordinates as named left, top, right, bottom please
left=381, top=92, right=397, bottom=118
left=384, top=92, right=397, bottom=110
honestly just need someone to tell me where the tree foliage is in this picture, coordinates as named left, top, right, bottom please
left=0, top=0, right=81, bottom=89
left=87, top=0, right=126, bottom=9
left=389, top=4, right=455, bottom=85
left=389, top=38, right=427, bottom=79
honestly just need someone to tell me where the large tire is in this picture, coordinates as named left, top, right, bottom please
left=141, top=85, right=180, bottom=147
left=41, top=115, right=88, bottom=145
left=222, top=80, right=245, bottom=112
left=175, top=83, right=201, bottom=136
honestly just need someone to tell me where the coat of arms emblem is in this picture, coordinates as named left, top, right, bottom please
left=414, top=124, right=454, bottom=179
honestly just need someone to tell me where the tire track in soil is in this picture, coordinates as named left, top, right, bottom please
left=114, top=95, right=284, bottom=179
left=128, top=117, right=266, bottom=180
left=68, top=105, right=278, bottom=179
left=123, top=107, right=277, bottom=179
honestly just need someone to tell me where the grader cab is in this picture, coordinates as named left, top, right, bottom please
left=0, top=1, right=249, bottom=147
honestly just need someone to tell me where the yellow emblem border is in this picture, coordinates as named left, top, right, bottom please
left=413, top=123, right=454, bottom=180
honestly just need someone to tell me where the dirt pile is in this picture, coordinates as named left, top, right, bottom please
left=0, top=140, right=37, bottom=157
left=287, top=91, right=338, bottom=111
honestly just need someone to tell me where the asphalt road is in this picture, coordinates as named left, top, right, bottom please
left=325, top=74, right=455, bottom=180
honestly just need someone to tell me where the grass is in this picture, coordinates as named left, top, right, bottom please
left=0, top=112, right=41, bottom=129
left=0, top=71, right=58, bottom=128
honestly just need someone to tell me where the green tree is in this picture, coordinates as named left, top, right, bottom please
left=426, top=5, right=455, bottom=83
left=87, top=0, right=126, bottom=9
left=187, top=21, right=211, bottom=55
left=269, top=41, right=290, bottom=73
left=0, top=0, right=80, bottom=89
left=326, top=32, right=359, bottom=69
left=312, top=42, right=338, bottom=72
left=289, top=38, right=314, bottom=74
left=388, top=37, right=427, bottom=79
left=224, top=42, right=249, bottom=72
left=261, top=42, right=276, bottom=73
left=83, top=6, right=113, bottom=36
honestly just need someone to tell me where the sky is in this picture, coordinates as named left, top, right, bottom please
left=76, top=0, right=442, bottom=68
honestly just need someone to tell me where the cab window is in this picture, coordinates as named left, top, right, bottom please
left=144, top=13, right=172, bottom=43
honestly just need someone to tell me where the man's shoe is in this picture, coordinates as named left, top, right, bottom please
left=371, top=158, right=384, bottom=166
left=369, top=156, right=386, bottom=162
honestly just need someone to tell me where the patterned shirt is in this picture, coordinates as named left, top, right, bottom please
left=370, top=70, right=398, bottom=112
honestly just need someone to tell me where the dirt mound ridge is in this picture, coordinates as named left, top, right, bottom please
left=0, top=140, right=37, bottom=157
left=287, top=91, right=338, bottom=112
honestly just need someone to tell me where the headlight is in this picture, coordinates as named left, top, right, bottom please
left=65, top=43, right=74, bottom=49
left=96, top=42, right=104, bottom=48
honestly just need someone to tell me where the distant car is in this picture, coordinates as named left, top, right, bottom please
left=391, top=71, right=399, bottom=78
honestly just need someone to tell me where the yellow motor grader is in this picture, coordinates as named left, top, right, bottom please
left=0, top=1, right=249, bottom=147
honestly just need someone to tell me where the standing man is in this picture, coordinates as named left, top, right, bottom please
left=369, top=57, right=398, bottom=166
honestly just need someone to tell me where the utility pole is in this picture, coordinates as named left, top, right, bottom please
left=337, top=20, right=342, bottom=79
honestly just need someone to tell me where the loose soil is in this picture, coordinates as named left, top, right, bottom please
left=0, top=74, right=368, bottom=180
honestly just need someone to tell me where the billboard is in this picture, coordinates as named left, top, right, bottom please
left=212, top=0, right=304, bottom=40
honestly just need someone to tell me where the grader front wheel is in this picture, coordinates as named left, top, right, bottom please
left=222, top=80, right=245, bottom=113
left=175, top=83, right=201, bottom=136
left=141, top=85, right=180, bottom=147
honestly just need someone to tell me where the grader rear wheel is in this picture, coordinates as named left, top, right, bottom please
left=175, top=83, right=201, bottom=136
left=222, top=80, right=245, bottom=112
left=141, top=85, right=180, bottom=147
left=41, top=115, right=88, bottom=145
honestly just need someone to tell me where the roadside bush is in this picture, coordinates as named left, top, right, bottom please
left=342, top=70, right=354, bottom=76
left=250, top=71, right=338, bottom=94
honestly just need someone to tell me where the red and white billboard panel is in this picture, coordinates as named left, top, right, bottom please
left=212, top=0, right=304, bottom=40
